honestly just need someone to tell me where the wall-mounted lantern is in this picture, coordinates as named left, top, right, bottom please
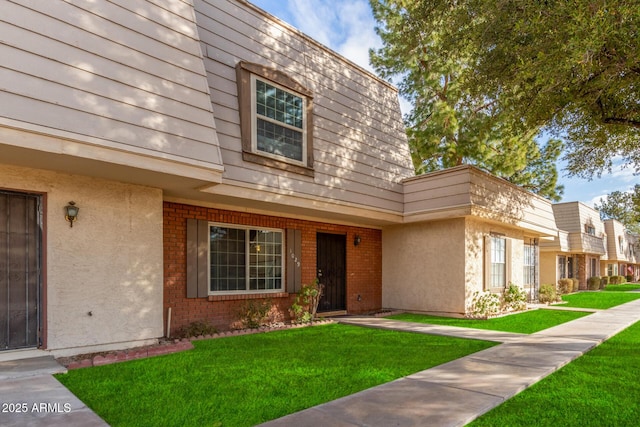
left=65, top=201, right=79, bottom=227
left=354, top=235, right=361, bottom=246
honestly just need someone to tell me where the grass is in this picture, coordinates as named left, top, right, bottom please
left=561, top=291, right=640, bottom=309
left=56, top=323, right=496, bottom=427
left=386, top=309, right=591, bottom=334
left=469, top=319, right=640, bottom=426
left=603, top=283, right=640, bottom=292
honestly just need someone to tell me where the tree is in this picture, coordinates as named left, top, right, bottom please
left=369, top=0, right=640, bottom=180
left=369, top=0, right=564, bottom=200
left=595, top=185, right=640, bottom=233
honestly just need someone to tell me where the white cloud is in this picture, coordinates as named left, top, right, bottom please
left=285, top=0, right=382, bottom=72
left=587, top=194, right=608, bottom=208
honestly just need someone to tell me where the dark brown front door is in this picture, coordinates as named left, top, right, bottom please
left=316, top=233, right=346, bottom=312
left=0, top=191, right=41, bottom=350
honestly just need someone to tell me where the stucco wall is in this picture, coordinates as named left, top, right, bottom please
left=0, top=164, right=163, bottom=356
left=539, top=252, right=558, bottom=286
left=464, top=218, right=526, bottom=295
left=382, top=219, right=467, bottom=315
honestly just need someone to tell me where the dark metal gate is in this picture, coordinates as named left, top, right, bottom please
left=0, top=191, right=41, bottom=350
left=316, top=233, right=346, bottom=312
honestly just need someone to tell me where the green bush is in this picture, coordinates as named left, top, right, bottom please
left=588, top=276, right=602, bottom=290
left=503, top=283, right=527, bottom=311
left=627, top=275, right=634, bottom=283
left=290, top=279, right=323, bottom=323
left=557, top=278, right=573, bottom=295
left=609, top=275, right=628, bottom=285
left=467, top=291, right=502, bottom=318
left=538, top=284, right=558, bottom=304
left=601, top=276, right=610, bottom=286
left=571, top=278, right=580, bottom=292
left=236, top=299, right=273, bottom=329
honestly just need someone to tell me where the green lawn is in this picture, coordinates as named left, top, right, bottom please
left=469, top=319, right=640, bottom=426
left=56, top=324, right=496, bottom=427
left=386, top=309, right=591, bottom=334
left=561, top=291, right=640, bottom=309
left=604, top=283, right=640, bottom=292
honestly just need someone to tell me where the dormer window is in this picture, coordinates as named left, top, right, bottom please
left=585, top=225, right=596, bottom=235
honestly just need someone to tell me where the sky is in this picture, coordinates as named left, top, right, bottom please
left=249, top=0, right=637, bottom=207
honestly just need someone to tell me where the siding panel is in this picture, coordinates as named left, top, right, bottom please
left=194, top=0, right=414, bottom=215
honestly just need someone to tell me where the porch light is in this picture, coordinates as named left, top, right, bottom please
left=354, top=235, right=361, bottom=246
left=65, top=201, right=79, bottom=227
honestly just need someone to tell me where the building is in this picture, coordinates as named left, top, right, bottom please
left=382, top=165, right=557, bottom=316
left=602, top=219, right=639, bottom=281
left=539, top=202, right=606, bottom=289
left=1, top=0, right=558, bottom=357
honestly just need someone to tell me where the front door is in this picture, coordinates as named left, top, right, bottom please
left=316, top=233, right=346, bottom=312
left=0, top=191, right=41, bottom=350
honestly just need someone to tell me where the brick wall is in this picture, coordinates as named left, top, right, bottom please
left=163, top=202, right=382, bottom=334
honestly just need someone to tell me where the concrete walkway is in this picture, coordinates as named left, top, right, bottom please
left=0, top=356, right=107, bottom=427
left=261, top=300, right=640, bottom=427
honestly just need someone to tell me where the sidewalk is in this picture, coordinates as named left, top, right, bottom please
left=0, top=356, right=107, bottom=427
left=261, top=299, right=640, bottom=427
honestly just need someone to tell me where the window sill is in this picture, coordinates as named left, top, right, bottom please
left=242, top=151, right=314, bottom=177
left=208, top=292, right=290, bottom=302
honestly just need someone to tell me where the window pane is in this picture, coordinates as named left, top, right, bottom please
left=256, top=81, right=303, bottom=129
left=249, top=230, right=282, bottom=290
left=490, top=236, right=506, bottom=288
left=257, top=118, right=303, bottom=161
left=210, top=226, right=246, bottom=292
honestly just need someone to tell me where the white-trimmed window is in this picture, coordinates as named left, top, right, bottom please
left=236, top=61, right=314, bottom=176
left=252, top=76, right=306, bottom=164
left=209, top=224, right=283, bottom=294
left=490, top=236, right=506, bottom=288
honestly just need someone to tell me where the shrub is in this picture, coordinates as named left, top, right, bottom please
left=174, top=321, right=218, bottom=339
left=538, top=284, right=558, bottom=304
left=557, top=278, right=573, bottom=295
left=467, top=291, right=501, bottom=318
left=236, top=299, right=273, bottom=329
left=609, top=275, right=627, bottom=285
left=627, top=275, right=634, bottom=283
left=587, top=276, right=601, bottom=290
left=290, top=279, right=323, bottom=323
left=503, top=283, right=527, bottom=312
left=601, top=276, right=610, bottom=287
left=571, top=278, right=580, bottom=292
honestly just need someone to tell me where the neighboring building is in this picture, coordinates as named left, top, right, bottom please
left=382, top=165, right=558, bottom=316
left=602, top=219, right=639, bottom=281
left=539, top=202, right=606, bottom=288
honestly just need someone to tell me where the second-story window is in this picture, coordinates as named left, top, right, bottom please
left=585, top=225, right=596, bottom=235
left=253, top=77, right=306, bottom=164
left=236, top=61, right=314, bottom=176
